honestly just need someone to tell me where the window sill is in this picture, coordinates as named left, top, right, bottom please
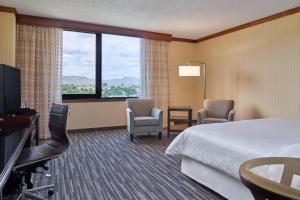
left=62, top=98, right=128, bottom=103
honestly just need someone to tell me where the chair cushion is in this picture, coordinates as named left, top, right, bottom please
left=202, top=118, right=229, bottom=124
left=126, top=99, right=153, bottom=117
left=134, top=117, right=159, bottom=127
left=204, top=99, right=234, bottom=119
left=15, top=140, right=67, bottom=169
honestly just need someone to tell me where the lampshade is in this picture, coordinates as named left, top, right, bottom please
left=179, top=65, right=201, bottom=76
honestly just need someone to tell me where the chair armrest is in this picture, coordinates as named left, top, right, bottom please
left=151, top=108, right=163, bottom=128
left=126, top=108, right=135, bottom=131
left=228, top=110, right=235, bottom=121
left=151, top=108, right=162, bottom=119
left=197, top=109, right=207, bottom=124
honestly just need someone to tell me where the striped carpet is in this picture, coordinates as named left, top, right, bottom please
left=32, top=130, right=226, bottom=200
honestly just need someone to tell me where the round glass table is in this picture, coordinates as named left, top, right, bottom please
left=240, top=157, right=300, bottom=200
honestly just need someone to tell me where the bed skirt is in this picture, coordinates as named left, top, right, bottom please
left=181, top=156, right=254, bottom=200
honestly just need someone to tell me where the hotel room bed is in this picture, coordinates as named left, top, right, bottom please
left=166, top=118, right=300, bottom=200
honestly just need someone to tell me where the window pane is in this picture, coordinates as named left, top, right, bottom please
left=62, top=31, right=96, bottom=95
left=102, top=34, right=140, bottom=98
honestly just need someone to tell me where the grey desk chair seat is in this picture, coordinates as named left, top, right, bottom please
left=15, top=103, right=69, bottom=200
left=197, top=99, right=235, bottom=124
left=126, top=99, right=163, bottom=142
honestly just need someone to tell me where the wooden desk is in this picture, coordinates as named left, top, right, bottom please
left=167, top=106, right=192, bottom=137
left=0, top=113, right=39, bottom=199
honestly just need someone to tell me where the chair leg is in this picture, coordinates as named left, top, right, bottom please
left=25, top=172, right=33, bottom=189
left=17, top=184, right=54, bottom=200
left=26, top=184, right=54, bottom=193
left=158, top=132, right=162, bottom=140
left=24, top=192, right=47, bottom=200
left=130, top=134, right=134, bottom=142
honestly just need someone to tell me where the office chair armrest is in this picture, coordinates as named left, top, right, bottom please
left=197, top=109, right=207, bottom=124
left=228, top=110, right=235, bottom=121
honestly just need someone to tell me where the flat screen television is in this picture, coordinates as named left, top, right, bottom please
left=0, top=64, right=21, bottom=118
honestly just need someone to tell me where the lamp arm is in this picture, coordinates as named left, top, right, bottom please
left=183, top=60, right=207, bottom=100
left=187, top=60, right=206, bottom=65
left=188, top=61, right=207, bottom=99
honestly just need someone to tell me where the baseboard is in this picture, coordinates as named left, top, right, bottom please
left=67, top=125, right=127, bottom=133
left=67, top=120, right=197, bottom=134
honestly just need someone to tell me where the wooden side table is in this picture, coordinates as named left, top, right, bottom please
left=167, top=106, right=192, bottom=138
left=240, top=157, right=300, bottom=200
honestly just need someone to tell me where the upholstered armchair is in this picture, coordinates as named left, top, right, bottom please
left=126, top=99, right=163, bottom=142
left=197, top=99, right=235, bottom=124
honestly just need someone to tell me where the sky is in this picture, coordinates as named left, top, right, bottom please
left=62, top=31, right=141, bottom=80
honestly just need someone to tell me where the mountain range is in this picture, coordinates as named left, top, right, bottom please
left=62, top=76, right=139, bottom=86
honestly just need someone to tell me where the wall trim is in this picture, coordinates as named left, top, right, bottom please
left=63, top=98, right=127, bottom=103
left=172, top=37, right=197, bottom=43
left=196, top=6, right=300, bottom=43
left=16, top=14, right=173, bottom=41
left=67, top=126, right=127, bottom=133
left=0, top=6, right=16, bottom=14
left=5, top=5, right=300, bottom=43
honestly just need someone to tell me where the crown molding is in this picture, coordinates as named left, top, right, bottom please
left=172, top=37, right=197, bottom=43
left=196, top=6, right=300, bottom=43
left=17, top=14, right=173, bottom=41
left=0, top=6, right=16, bottom=14
left=3, top=4, right=300, bottom=43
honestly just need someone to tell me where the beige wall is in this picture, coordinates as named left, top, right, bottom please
left=66, top=11, right=300, bottom=129
left=196, top=12, right=300, bottom=120
left=65, top=101, right=127, bottom=130
left=0, top=11, right=16, bottom=66
left=169, top=41, right=203, bottom=118
left=65, top=41, right=202, bottom=129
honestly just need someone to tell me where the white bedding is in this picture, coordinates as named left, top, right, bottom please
left=166, top=118, right=300, bottom=179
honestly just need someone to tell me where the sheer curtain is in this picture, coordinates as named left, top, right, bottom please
left=16, top=24, right=63, bottom=139
left=140, top=39, right=170, bottom=125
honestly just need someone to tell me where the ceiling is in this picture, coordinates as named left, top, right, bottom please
left=1, top=0, right=300, bottom=39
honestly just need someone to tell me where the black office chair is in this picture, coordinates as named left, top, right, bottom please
left=14, top=103, right=69, bottom=200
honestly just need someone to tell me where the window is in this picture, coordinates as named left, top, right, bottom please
left=62, top=31, right=96, bottom=97
left=102, top=34, right=140, bottom=98
left=62, top=31, right=141, bottom=100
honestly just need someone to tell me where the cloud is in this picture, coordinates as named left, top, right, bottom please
left=62, top=31, right=96, bottom=79
left=102, top=34, right=140, bottom=80
left=62, top=31, right=140, bottom=81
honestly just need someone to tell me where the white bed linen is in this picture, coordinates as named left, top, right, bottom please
left=166, top=118, right=300, bottom=179
left=181, top=156, right=254, bottom=200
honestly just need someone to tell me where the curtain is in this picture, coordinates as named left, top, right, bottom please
left=140, top=39, right=170, bottom=125
left=16, top=24, right=63, bottom=139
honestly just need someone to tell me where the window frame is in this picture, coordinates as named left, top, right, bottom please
left=62, top=31, right=140, bottom=101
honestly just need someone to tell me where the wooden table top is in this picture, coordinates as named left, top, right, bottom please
left=168, top=106, right=192, bottom=111
left=240, top=157, right=300, bottom=199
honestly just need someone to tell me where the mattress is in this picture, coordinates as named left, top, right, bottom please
left=166, top=118, right=300, bottom=179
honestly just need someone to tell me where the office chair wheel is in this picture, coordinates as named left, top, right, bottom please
left=48, top=189, right=54, bottom=196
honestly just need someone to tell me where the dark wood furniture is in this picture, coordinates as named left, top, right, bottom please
left=12, top=108, right=40, bottom=146
left=167, top=106, right=192, bottom=137
left=240, top=157, right=300, bottom=200
left=0, top=110, right=39, bottom=199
